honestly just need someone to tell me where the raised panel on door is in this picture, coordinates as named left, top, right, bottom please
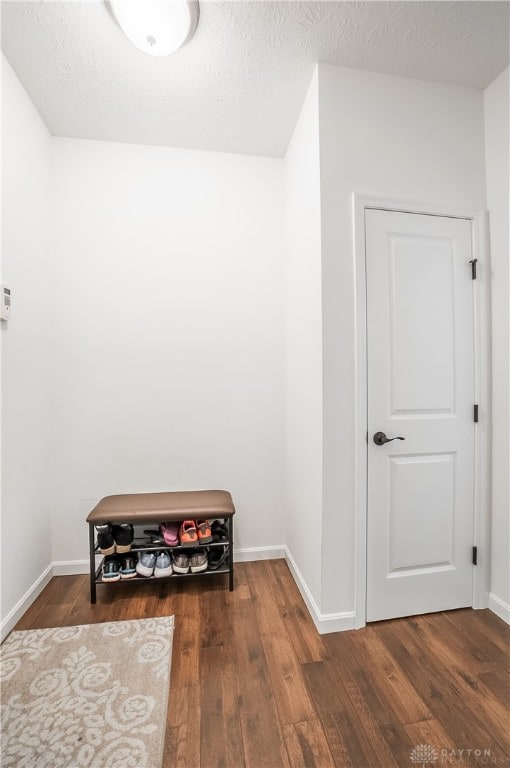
left=389, top=235, right=456, bottom=416
left=366, top=209, right=475, bottom=622
left=388, top=453, right=455, bottom=575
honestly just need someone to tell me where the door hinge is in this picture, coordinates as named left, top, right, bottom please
left=472, top=546, right=478, bottom=566
left=469, top=258, right=478, bottom=279
left=474, top=404, right=479, bottom=423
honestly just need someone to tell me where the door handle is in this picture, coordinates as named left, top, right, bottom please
left=373, top=431, right=405, bottom=446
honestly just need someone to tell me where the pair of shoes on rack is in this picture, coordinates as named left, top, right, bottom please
left=175, top=547, right=229, bottom=572
left=137, top=549, right=208, bottom=575
left=144, top=521, right=213, bottom=547
left=102, top=554, right=136, bottom=581
left=173, top=548, right=208, bottom=574
left=96, top=523, right=134, bottom=555
left=179, top=520, right=213, bottom=546
left=136, top=550, right=173, bottom=578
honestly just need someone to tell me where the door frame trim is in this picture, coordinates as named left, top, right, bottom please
left=352, top=193, right=491, bottom=629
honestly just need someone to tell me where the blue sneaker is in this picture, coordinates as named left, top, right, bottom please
left=154, top=551, right=173, bottom=578
left=120, top=556, right=136, bottom=579
left=102, top=557, right=121, bottom=581
left=136, top=551, right=156, bottom=577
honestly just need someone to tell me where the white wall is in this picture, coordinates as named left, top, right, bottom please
left=1, top=53, right=502, bottom=633
left=317, top=64, right=487, bottom=616
left=1, top=55, right=52, bottom=629
left=284, top=69, right=323, bottom=613
left=484, top=67, right=510, bottom=617
left=50, top=138, right=285, bottom=563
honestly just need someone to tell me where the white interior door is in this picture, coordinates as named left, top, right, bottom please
left=365, top=208, right=475, bottom=622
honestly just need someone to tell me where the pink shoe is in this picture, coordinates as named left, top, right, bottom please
left=159, top=522, right=179, bottom=546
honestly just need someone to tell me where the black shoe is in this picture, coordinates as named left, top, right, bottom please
left=96, top=524, right=115, bottom=555
left=208, top=545, right=229, bottom=570
left=211, top=521, right=228, bottom=542
left=102, top=557, right=121, bottom=581
left=112, top=523, right=134, bottom=553
left=142, top=529, right=165, bottom=545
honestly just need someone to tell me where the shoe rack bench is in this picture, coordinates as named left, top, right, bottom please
left=86, top=490, right=235, bottom=604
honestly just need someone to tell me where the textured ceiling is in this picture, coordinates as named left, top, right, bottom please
left=2, top=0, right=509, bottom=157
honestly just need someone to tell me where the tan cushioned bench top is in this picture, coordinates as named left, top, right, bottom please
left=86, top=490, right=235, bottom=524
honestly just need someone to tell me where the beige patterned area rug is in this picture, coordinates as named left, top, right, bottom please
left=1, top=616, right=174, bottom=768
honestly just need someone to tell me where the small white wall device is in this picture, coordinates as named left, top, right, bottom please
left=1, top=285, right=11, bottom=320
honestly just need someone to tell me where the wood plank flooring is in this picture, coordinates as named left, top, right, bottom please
left=13, top=559, right=510, bottom=768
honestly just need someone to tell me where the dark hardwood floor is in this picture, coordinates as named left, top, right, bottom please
left=13, top=559, right=510, bottom=768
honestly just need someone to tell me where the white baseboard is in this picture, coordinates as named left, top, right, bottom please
left=1, top=548, right=286, bottom=640
left=1, top=563, right=53, bottom=642
left=284, top=548, right=356, bottom=634
left=234, top=545, right=285, bottom=562
left=54, top=548, right=286, bottom=573
left=51, top=546, right=286, bottom=576
left=2, top=546, right=354, bottom=641
left=488, top=593, right=510, bottom=625
left=52, top=559, right=89, bottom=575
left=52, top=548, right=357, bottom=633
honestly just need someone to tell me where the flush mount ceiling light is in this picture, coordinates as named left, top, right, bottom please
left=106, top=0, right=199, bottom=57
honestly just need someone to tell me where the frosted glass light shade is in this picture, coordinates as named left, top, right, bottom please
left=107, top=0, right=199, bottom=56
